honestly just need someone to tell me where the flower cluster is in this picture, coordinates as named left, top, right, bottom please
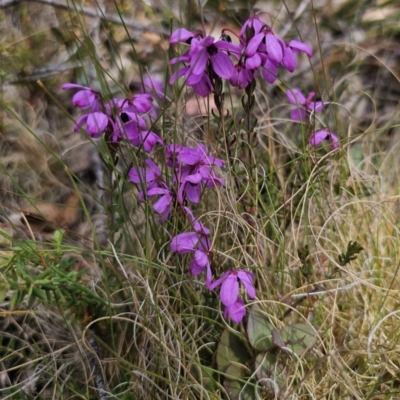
left=169, top=15, right=312, bottom=96
left=64, top=79, right=252, bottom=324
left=127, top=139, right=255, bottom=323
left=62, top=83, right=163, bottom=152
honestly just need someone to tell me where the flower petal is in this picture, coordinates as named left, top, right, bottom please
left=185, top=181, right=202, bottom=203
left=237, top=270, right=256, bottom=299
left=194, top=250, right=209, bottom=268
left=190, top=48, right=208, bottom=76
left=220, top=274, right=239, bottom=307
left=170, top=232, right=199, bottom=254
left=286, top=88, right=306, bottom=105
left=72, top=90, right=96, bottom=109
left=266, top=34, right=283, bottom=63
left=309, top=101, right=324, bottom=113
left=208, top=271, right=230, bottom=291
left=169, top=67, right=190, bottom=85
left=282, top=46, right=296, bottom=72
left=86, top=112, right=108, bottom=137
left=211, top=52, right=234, bottom=79
left=309, top=129, right=339, bottom=150
left=245, top=33, right=264, bottom=57
left=224, top=298, right=246, bottom=323
left=290, top=108, right=306, bottom=122
left=288, top=40, right=312, bottom=57
left=170, top=28, right=195, bottom=45
left=261, top=59, right=279, bottom=84
left=191, top=74, right=213, bottom=97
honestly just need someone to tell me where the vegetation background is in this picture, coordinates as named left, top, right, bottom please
left=1, top=0, right=400, bottom=399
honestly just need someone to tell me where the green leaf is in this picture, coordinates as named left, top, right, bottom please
left=224, top=365, right=255, bottom=400
left=0, top=279, right=9, bottom=302
left=254, top=353, right=286, bottom=397
left=281, top=323, right=317, bottom=356
left=190, top=364, right=217, bottom=393
left=247, top=305, right=274, bottom=351
left=216, top=329, right=250, bottom=374
left=10, top=289, right=25, bottom=310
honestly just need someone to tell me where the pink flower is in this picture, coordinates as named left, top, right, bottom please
left=208, top=269, right=256, bottom=307
left=170, top=207, right=212, bottom=285
left=287, top=88, right=324, bottom=121
left=224, top=298, right=246, bottom=323
left=309, top=129, right=339, bottom=150
left=73, top=112, right=111, bottom=138
left=62, top=83, right=101, bottom=111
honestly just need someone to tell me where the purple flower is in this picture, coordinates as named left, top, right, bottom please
left=62, top=83, right=101, bottom=111
left=147, top=186, right=174, bottom=222
left=239, top=15, right=265, bottom=44
left=309, top=129, right=339, bottom=150
left=143, top=77, right=165, bottom=99
left=170, top=207, right=212, bottom=285
left=129, top=160, right=173, bottom=220
left=169, top=144, right=224, bottom=204
left=170, top=28, right=196, bottom=45
left=129, top=159, right=162, bottom=187
left=133, top=130, right=164, bottom=152
left=224, top=298, right=246, bottom=323
left=282, top=40, right=313, bottom=73
left=261, top=58, right=279, bottom=84
left=170, top=231, right=212, bottom=285
left=287, top=88, right=324, bottom=121
left=208, top=269, right=256, bottom=307
left=245, top=27, right=284, bottom=64
left=73, top=111, right=111, bottom=138
left=169, top=30, right=240, bottom=96
left=229, top=62, right=255, bottom=89
left=109, top=99, right=163, bottom=151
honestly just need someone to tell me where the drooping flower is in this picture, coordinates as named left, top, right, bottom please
left=229, top=62, right=255, bottom=89
left=146, top=186, right=174, bottom=222
left=169, top=144, right=224, bottom=204
left=73, top=111, right=112, bottom=138
left=224, top=298, right=246, bottom=323
left=245, top=26, right=283, bottom=64
left=170, top=207, right=212, bottom=285
left=169, top=29, right=240, bottom=96
left=62, top=83, right=102, bottom=111
left=143, top=77, right=165, bottom=99
left=309, top=129, right=339, bottom=150
left=169, top=28, right=196, bottom=45
left=129, top=159, right=162, bottom=188
left=286, top=88, right=324, bottom=122
left=63, top=83, right=111, bottom=137
left=109, top=98, right=163, bottom=151
left=208, top=269, right=256, bottom=307
left=239, top=15, right=265, bottom=44
left=281, top=40, right=313, bottom=73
